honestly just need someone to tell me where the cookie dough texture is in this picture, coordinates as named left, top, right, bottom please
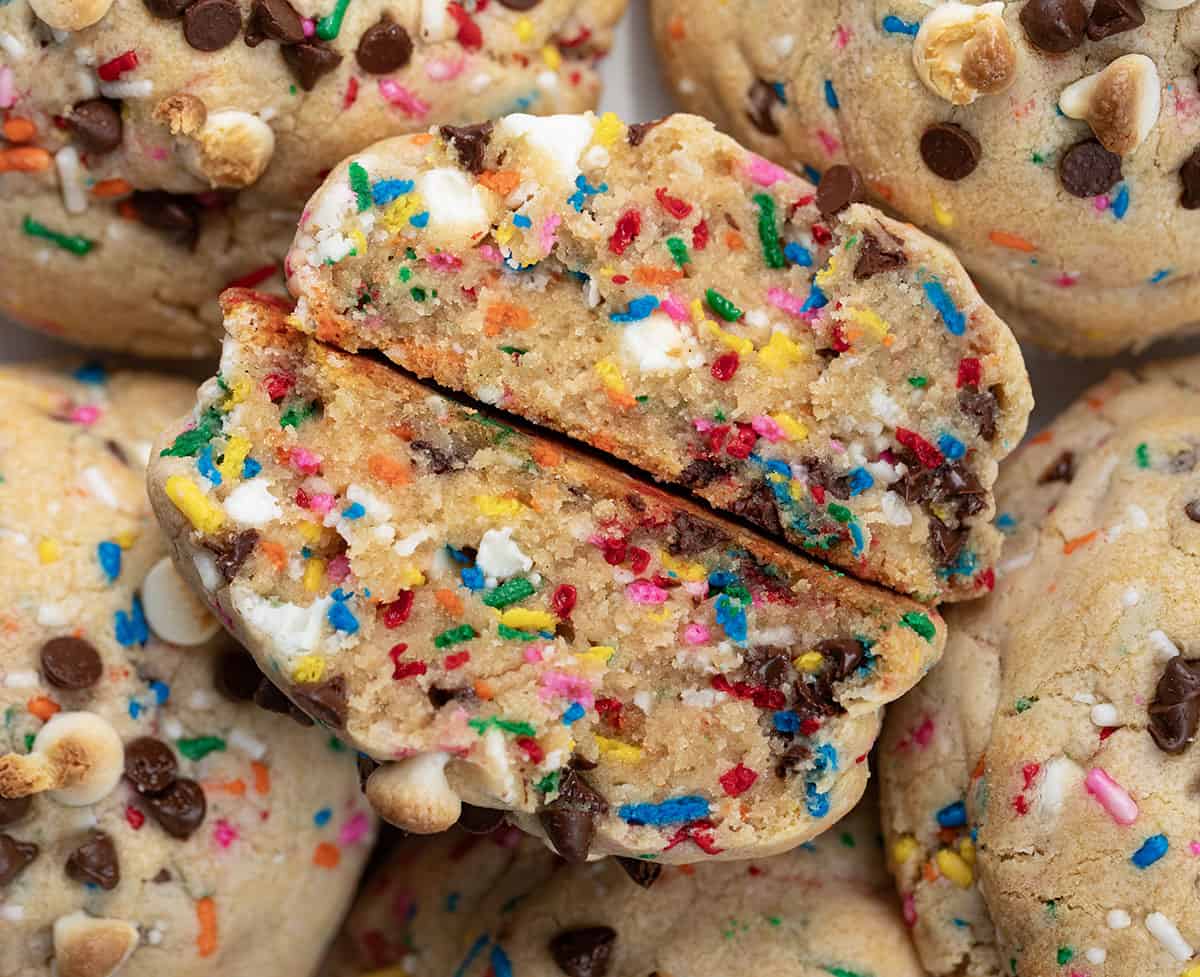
left=288, top=111, right=1033, bottom=603
left=652, top=1, right=1200, bottom=355
left=0, top=0, right=624, bottom=357
left=0, top=362, right=375, bottom=976
left=322, top=796, right=925, bottom=977
left=879, top=358, right=1200, bottom=976
left=147, top=290, right=946, bottom=863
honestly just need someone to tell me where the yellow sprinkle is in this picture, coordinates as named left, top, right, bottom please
left=500, top=608, right=556, bottom=632
left=222, top=377, right=251, bottom=408
left=541, top=44, right=562, bottom=71
left=1181, top=965, right=1200, bottom=977
left=37, top=538, right=61, bottom=564
left=494, top=221, right=515, bottom=246
left=931, top=194, right=954, bottom=228
left=702, top=319, right=754, bottom=355
left=892, top=835, right=919, bottom=865
left=658, top=551, right=707, bottom=582
left=794, top=651, right=825, bottom=673
left=398, top=565, right=427, bottom=588
left=303, top=558, right=326, bottom=593
left=595, top=734, right=643, bottom=763
left=298, top=520, right=322, bottom=543
left=959, top=837, right=976, bottom=865
left=788, top=479, right=805, bottom=501
left=594, top=358, right=627, bottom=394
left=381, top=193, right=424, bottom=234
left=113, top=531, right=137, bottom=549
left=935, top=849, right=974, bottom=888
left=292, top=655, right=326, bottom=684
left=758, top=331, right=804, bottom=373
left=645, top=607, right=673, bottom=623
left=577, top=646, right=615, bottom=669
left=350, top=228, right=368, bottom=257
left=216, top=435, right=252, bottom=483
left=165, top=476, right=225, bottom=534
left=814, top=255, right=839, bottom=287
left=475, top=494, right=523, bottom=518
left=514, top=15, right=533, bottom=42
left=845, top=307, right=890, bottom=341
left=771, top=412, right=808, bottom=442
left=592, top=111, right=623, bottom=147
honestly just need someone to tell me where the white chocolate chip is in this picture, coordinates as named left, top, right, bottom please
left=365, top=752, right=462, bottom=833
left=1090, top=703, right=1120, bottom=727
left=1059, top=54, right=1161, bottom=156
left=28, top=0, right=113, bottom=31
left=142, top=557, right=220, bottom=646
left=184, top=111, right=276, bottom=189
left=1108, top=909, right=1131, bottom=929
left=0, top=712, right=124, bottom=806
left=913, top=2, right=1016, bottom=106
left=53, top=911, right=139, bottom=977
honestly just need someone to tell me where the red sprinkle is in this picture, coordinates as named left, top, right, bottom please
left=444, top=651, right=470, bottom=670
left=719, top=763, right=758, bottom=797
left=809, top=483, right=826, bottom=505
left=1021, top=763, right=1040, bottom=790
left=125, top=805, right=145, bottom=830
left=800, top=717, right=822, bottom=736
left=448, top=2, right=482, bottom=49
left=664, top=819, right=722, bottom=855
left=595, top=696, right=623, bottom=729
left=97, top=50, right=138, bottom=82
left=1012, top=794, right=1030, bottom=816
left=830, top=324, right=850, bottom=353
left=711, top=352, right=739, bottom=382
left=381, top=591, right=415, bottom=628
left=598, top=537, right=627, bottom=566
left=557, top=24, right=592, bottom=48
left=692, top=219, right=709, bottom=250
left=392, top=660, right=426, bottom=682
left=1099, top=725, right=1118, bottom=741
left=725, top=423, right=758, bottom=460
left=811, top=224, right=832, bottom=246
left=264, top=372, right=295, bottom=402
left=655, top=187, right=693, bottom=220
left=551, top=584, right=577, bottom=618
left=609, top=209, right=642, bottom=255
left=895, top=428, right=945, bottom=469
left=628, top=547, right=651, bottom=575
left=957, top=357, right=982, bottom=389
left=976, top=568, right=996, bottom=592
left=343, top=76, right=359, bottom=110
left=225, top=264, right=277, bottom=290
left=516, top=736, right=544, bottom=764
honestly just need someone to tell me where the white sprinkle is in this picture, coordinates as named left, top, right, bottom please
left=997, top=551, right=1035, bottom=576
left=0, top=905, right=24, bottom=922
left=772, top=35, right=795, bottom=56
left=633, top=691, right=654, bottom=714
left=188, top=688, right=214, bottom=711
left=1126, top=504, right=1149, bottom=530
left=1121, top=587, right=1141, bottom=608
left=869, top=388, right=903, bottom=426
left=678, top=78, right=697, bottom=95
left=880, top=491, right=913, bottom=526
left=1086, top=948, right=1107, bottom=965
left=80, top=465, right=119, bottom=508
left=1036, top=755, right=1082, bottom=819
left=3, top=671, right=39, bottom=689
left=99, top=79, right=153, bottom=99
left=1072, top=692, right=1097, bottom=705
left=476, top=384, right=503, bottom=405
left=1148, top=629, right=1179, bottom=660
left=1107, top=909, right=1131, bottom=929
left=162, top=717, right=183, bottom=740
left=476, top=527, right=533, bottom=581
left=1146, top=912, right=1194, bottom=961
left=225, top=479, right=282, bottom=527
left=346, top=483, right=394, bottom=522
left=535, top=69, right=559, bottom=92
left=393, top=528, right=433, bottom=557
left=467, top=72, right=492, bottom=95
left=619, top=313, right=699, bottom=373
left=36, top=603, right=70, bottom=628
left=55, top=145, right=87, bottom=215
left=0, top=33, right=25, bottom=58
left=1091, top=703, right=1120, bottom=727
left=228, top=727, right=268, bottom=760
left=681, top=688, right=724, bottom=708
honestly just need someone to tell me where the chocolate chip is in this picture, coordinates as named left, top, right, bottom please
left=1059, top=140, right=1121, bottom=198
left=65, top=832, right=119, bottom=890
left=616, top=856, right=661, bottom=889
left=804, top=457, right=853, bottom=501
left=1186, top=500, right=1200, bottom=522
left=538, top=769, right=608, bottom=863
left=245, top=0, right=304, bottom=45
left=282, top=40, right=344, bottom=90
left=929, top=516, right=968, bottom=566
left=1086, top=0, right=1144, bottom=40
left=1037, top=450, right=1075, bottom=485
left=0, top=796, right=30, bottom=827
left=292, top=675, right=347, bottom=728
left=899, top=459, right=986, bottom=521
left=40, top=636, right=102, bottom=690
left=677, top=458, right=728, bottom=488
left=356, top=17, right=413, bottom=74
left=549, top=926, right=616, bottom=977
left=67, top=99, right=123, bottom=154
left=816, top=638, right=867, bottom=681
left=1170, top=449, right=1197, bottom=474
left=124, top=737, right=178, bottom=795
left=746, top=79, right=784, bottom=136
left=214, top=648, right=263, bottom=702
left=1019, top=0, right=1087, bottom=53
left=457, top=804, right=506, bottom=834
left=129, top=191, right=202, bottom=249
left=627, top=118, right=665, bottom=147
left=497, top=0, right=541, bottom=8
left=816, top=164, right=866, bottom=220
left=958, top=386, right=999, bottom=442
left=920, top=124, right=981, bottom=181
left=143, top=778, right=207, bottom=838
left=144, top=0, right=194, bottom=18
left=1149, top=657, right=1200, bottom=753
left=410, top=440, right=459, bottom=474
left=254, top=677, right=315, bottom=726
left=728, top=483, right=784, bottom=538
left=0, top=835, right=38, bottom=887
left=853, top=230, right=907, bottom=280
left=440, top=123, right=494, bottom=175
left=667, top=512, right=728, bottom=556
left=356, top=754, right=380, bottom=789
left=183, top=0, right=242, bottom=50
left=208, top=529, right=259, bottom=580
left=1181, top=148, right=1200, bottom=210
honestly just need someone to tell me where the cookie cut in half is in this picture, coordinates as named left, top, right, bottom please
left=148, top=291, right=946, bottom=863
left=286, top=112, right=1032, bottom=603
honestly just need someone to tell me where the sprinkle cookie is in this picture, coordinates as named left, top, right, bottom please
left=652, top=1, right=1200, bottom=355
left=880, top=358, right=1200, bottom=976
left=0, top=362, right=374, bottom=976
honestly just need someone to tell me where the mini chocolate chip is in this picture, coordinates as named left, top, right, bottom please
left=816, top=638, right=867, bottom=681
left=184, top=0, right=242, bottom=50
left=677, top=458, right=728, bottom=488
left=627, top=118, right=665, bottom=147
left=555, top=619, right=576, bottom=644
left=440, top=123, right=494, bottom=175
left=853, top=231, right=907, bottom=280
left=0, top=835, right=38, bottom=886
left=144, top=778, right=207, bottom=838
left=68, top=100, right=123, bottom=154
left=124, top=737, right=178, bottom=795
left=292, top=675, right=347, bottom=728
left=245, top=0, right=304, bottom=45
left=746, top=79, right=784, bottom=136
left=214, top=648, right=263, bottom=702
left=282, top=40, right=344, bottom=90
left=1149, top=657, right=1200, bottom=753
left=816, top=164, right=866, bottom=220
left=538, top=769, right=608, bottom=863
left=497, top=0, right=540, bottom=8
left=1059, top=140, right=1121, bottom=198
left=920, top=123, right=981, bottom=181
left=428, top=685, right=474, bottom=709
left=667, top=511, right=728, bottom=556
left=958, top=386, right=999, bottom=442
left=40, top=636, right=102, bottom=690
left=1037, top=450, right=1075, bottom=485
left=129, top=191, right=202, bottom=249
left=1186, top=500, right=1200, bottom=522
left=1086, top=0, right=1144, bottom=41
left=728, top=483, right=785, bottom=538
left=208, top=529, right=259, bottom=580
left=929, top=517, right=968, bottom=566
left=457, top=804, right=506, bottom=834
left=1019, top=0, right=1087, bottom=53
left=549, top=926, right=616, bottom=977
left=254, top=678, right=315, bottom=726
left=1181, top=148, right=1200, bottom=210
left=356, top=754, right=380, bottom=789
left=0, top=796, right=30, bottom=827
left=144, top=0, right=194, bottom=17
left=153, top=868, right=172, bottom=883
left=356, top=17, right=413, bottom=74
left=65, top=832, right=119, bottom=890
left=616, top=856, right=662, bottom=889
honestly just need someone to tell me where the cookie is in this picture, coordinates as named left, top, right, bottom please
left=322, top=794, right=924, bottom=977
left=651, top=1, right=1200, bottom=356
left=879, top=358, right=1200, bottom=976
left=0, top=362, right=375, bottom=976
left=0, top=0, right=624, bottom=357
left=285, top=111, right=1033, bottom=603
left=147, top=289, right=946, bottom=863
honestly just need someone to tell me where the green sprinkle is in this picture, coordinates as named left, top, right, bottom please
left=908, top=376, right=928, bottom=388
left=468, top=716, right=537, bottom=737
left=825, top=969, right=868, bottom=977
left=22, top=215, right=95, bottom=256
left=176, top=736, right=226, bottom=761
left=475, top=416, right=515, bottom=440
left=705, top=287, right=743, bottom=322
left=315, top=0, right=350, bottom=40
left=499, top=345, right=527, bottom=357
left=24, top=733, right=35, bottom=752
left=405, top=247, right=417, bottom=259
left=839, top=831, right=855, bottom=847
left=434, top=624, right=477, bottom=648
left=1056, top=948, right=1073, bottom=966
left=498, top=623, right=538, bottom=641
left=482, top=578, right=536, bottom=608
left=327, top=736, right=346, bottom=752
left=534, top=770, right=561, bottom=794
left=900, top=611, right=936, bottom=642
left=399, top=267, right=412, bottom=282
left=827, top=503, right=853, bottom=523
left=666, top=236, right=690, bottom=266
left=635, top=395, right=650, bottom=403
left=714, top=409, right=727, bottom=422
left=1015, top=696, right=1037, bottom=713
left=753, top=193, right=785, bottom=269
left=289, top=84, right=297, bottom=95
left=1031, top=151, right=1046, bottom=165
left=766, top=916, right=781, bottom=927
left=1135, top=443, right=1150, bottom=469
left=348, top=161, right=372, bottom=212
left=1044, top=900, right=1057, bottom=919
left=160, top=406, right=222, bottom=458
left=280, top=401, right=318, bottom=429
left=410, top=287, right=427, bottom=302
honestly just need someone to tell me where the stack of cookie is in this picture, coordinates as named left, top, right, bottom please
left=1, top=2, right=1198, bottom=976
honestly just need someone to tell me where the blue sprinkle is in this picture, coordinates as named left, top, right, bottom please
left=773, top=711, right=801, bottom=733
left=952, top=918, right=969, bottom=928
left=937, top=545, right=978, bottom=580
left=715, top=593, right=748, bottom=643
left=446, top=892, right=461, bottom=912
left=331, top=587, right=352, bottom=602
left=342, top=502, right=366, bottom=520
left=609, top=295, right=660, bottom=323
left=924, top=280, right=966, bottom=335
left=849, top=522, right=865, bottom=557
left=562, top=702, right=586, bottom=725
left=150, top=680, right=170, bottom=705
left=806, top=783, right=830, bottom=818
left=847, top=467, right=874, bottom=497
left=409, top=212, right=430, bottom=228
left=489, top=945, right=514, bottom=977
left=803, top=164, right=822, bottom=185
left=453, top=935, right=490, bottom=977
left=446, top=545, right=473, bottom=564
left=618, top=795, right=710, bottom=826
left=97, top=541, right=121, bottom=582
left=882, top=14, right=920, bottom=35
left=461, top=566, right=486, bottom=591
left=823, top=79, right=839, bottom=110
left=314, top=807, right=332, bottom=827
left=1111, top=184, right=1130, bottom=220
left=372, top=179, right=414, bottom=206
left=708, top=570, right=736, bottom=589
left=241, top=457, right=262, bottom=479
left=197, top=445, right=221, bottom=486
left=301, top=547, right=312, bottom=559
left=937, top=800, right=967, bottom=828
left=784, top=242, right=813, bottom=267
left=512, top=213, right=532, bottom=228
left=814, top=743, right=839, bottom=773
left=996, top=512, right=1017, bottom=531
left=129, top=700, right=142, bottom=720
left=937, top=434, right=967, bottom=461
left=567, top=174, right=608, bottom=211
left=328, top=601, right=359, bottom=635
left=72, top=362, right=106, bottom=384
left=771, top=81, right=787, bottom=103
left=1131, top=834, right=1168, bottom=869
left=765, top=459, right=792, bottom=478
left=800, top=284, right=828, bottom=313
left=1150, top=269, right=1171, bottom=284
left=115, top=597, right=148, bottom=647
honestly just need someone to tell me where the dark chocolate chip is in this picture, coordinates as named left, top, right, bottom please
left=1059, top=140, right=1121, bottom=198
left=356, top=754, right=380, bottom=790
left=1149, top=657, right=1200, bottom=754
left=816, top=164, right=866, bottom=220
left=853, top=230, right=907, bottom=280
left=1019, top=0, right=1087, bottom=53
left=1086, top=0, right=1144, bottom=41
left=929, top=516, right=968, bottom=567
left=282, top=40, right=344, bottom=90
left=728, top=483, right=785, bottom=538
left=804, top=457, right=853, bottom=501
left=65, top=832, right=119, bottom=890
left=129, top=191, right=203, bottom=249
left=746, top=79, right=784, bottom=136
left=958, top=386, right=999, bottom=442
left=616, top=856, right=662, bottom=888
left=774, top=743, right=812, bottom=778
left=667, top=512, right=728, bottom=557
left=428, top=685, right=474, bottom=709
left=356, top=17, right=413, bottom=74
left=244, top=0, right=304, bottom=45
left=1186, top=500, right=1200, bottom=522
left=0, top=834, right=38, bottom=887
left=899, top=460, right=986, bottom=521
left=124, top=737, right=178, bottom=795
left=627, top=118, right=665, bottom=147
left=549, top=926, right=616, bottom=977
left=40, top=636, right=102, bottom=690
left=1181, top=147, right=1200, bottom=210
left=411, top=439, right=459, bottom=474
left=920, top=123, right=981, bottom=181
left=1037, top=450, right=1075, bottom=485
left=292, top=675, right=348, bottom=728
left=0, top=796, right=30, bottom=828
left=677, top=458, right=728, bottom=488
left=183, top=0, right=242, bottom=51
left=816, top=638, right=867, bottom=681
left=208, top=529, right=259, bottom=580
left=457, top=804, right=506, bottom=834
left=254, top=677, right=316, bottom=726
left=440, top=122, right=494, bottom=175
left=214, top=648, right=263, bottom=702
left=67, top=99, right=123, bottom=154
left=538, top=769, right=607, bottom=863
left=143, top=778, right=207, bottom=838
left=497, top=0, right=541, bottom=8
left=144, top=0, right=194, bottom=18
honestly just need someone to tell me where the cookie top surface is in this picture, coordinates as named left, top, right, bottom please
left=0, top=362, right=375, bottom=977
left=652, top=0, right=1200, bottom=355
left=879, top=357, right=1200, bottom=976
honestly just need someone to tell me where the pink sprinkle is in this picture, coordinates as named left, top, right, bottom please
left=151, top=148, right=168, bottom=161
left=523, top=645, right=545, bottom=663
left=68, top=405, right=101, bottom=426
left=0, top=67, right=14, bottom=110
left=744, top=154, right=791, bottom=187
left=326, top=553, right=351, bottom=583
left=301, top=16, right=315, bottom=35
left=683, top=580, right=709, bottom=599
left=426, top=55, right=466, bottom=81
left=767, top=286, right=807, bottom=317
left=538, top=213, right=561, bottom=254
left=693, top=418, right=715, bottom=433
left=538, top=671, right=594, bottom=708
left=627, top=580, right=669, bottom=605
left=378, top=79, right=430, bottom=119
left=426, top=252, right=463, bottom=271
left=477, top=244, right=503, bottom=264
left=817, top=129, right=841, bottom=157
left=912, top=716, right=935, bottom=748
left=213, top=819, right=238, bottom=849
left=902, top=892, right=917, bottom=927
left=751, top=415, right=785, bottom=442
left=660, top=293, right=689, bottom=322
left=308, top=492, right=335, bottom=515
left=339, top=810, right=372, bottom=846
left=290, top=447, right=322, bottom=474
left=1093, top=196, right=1110, bottom=213
left=1085, top=767, right=1138, bottom=825
left=683, top=623, right=710, bottom=645
left=1055, top=274, right=1079, bottom=288
left=828, top=439, right=846, bottom=454
left=1190, top=841, right=1200, bottom=856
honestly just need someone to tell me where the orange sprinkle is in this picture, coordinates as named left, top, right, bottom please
left=922, top=861, right=938, bottom=883
left=2, top=118, right=36, bottom=143
left=530, top=441, right=563, bottom=468
left=592, top=433, right=618, bottom=454
left=27, top=696, right=60, bottom=721
left=1029, top=431, right=1053, bottom=445
left=988, top=230, right=1037, bottom=253
left=411, top=132, right=434, bottom=146
left=259, top=540, right=287, bottom=571
left=196, top=898, right=218, bottom=958
left=435, top=588, right=464, bottom=617
left=971, top=755, right=986, bottom=780
left=633, top=265, right=684, bottom=286
left=473, top=679, right=495, bottom=700
left=1086, top=397, right=1105, bottom=410
left=390, top=423, right=416, bottom=441
left=0, top=147, right=52, bottom=173
left=203, top=779, right=246, bottom=796
left=676, top=863, right=696, bottom=876
left=937, top=827, right=958, bottom=845
left=91, top=178, right=133, bottom=199
left=117, top=199, right=138, bottom=221
left=667, top=14, right=685, bottom=40
left=484, top=301, right=532, bottom=336
left=368, top=453, right=410, bottom=486
left=478, top=170, right=521, bottom=195
left=313, top=842, right=341, bottom=869
left=1063, top=531, right=1098, bottom=555
left=251, top=761, right=271, bottom=795
left=869, top=181, right=895, bottom=203
left=724, top=230, right=745, bottom=251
